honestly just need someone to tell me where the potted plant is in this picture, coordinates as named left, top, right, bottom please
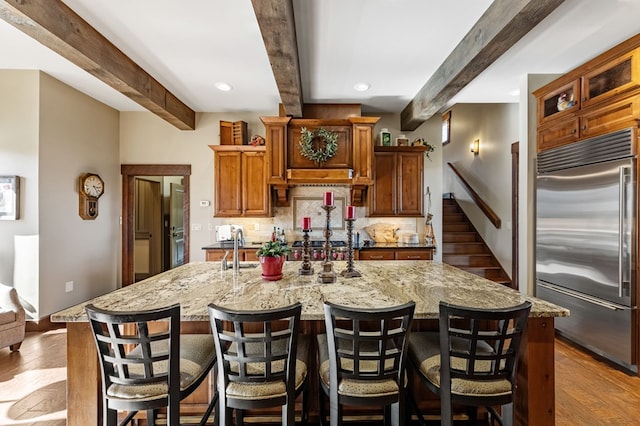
left=256, top=240, right=291, bottom=281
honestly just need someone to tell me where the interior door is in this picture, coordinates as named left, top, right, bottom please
left=135, top=178, right=162, bottom=280
left=169, top=182, right=185, bottom=268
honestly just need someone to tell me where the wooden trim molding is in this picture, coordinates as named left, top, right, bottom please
left=400, top=0, right=566, bottom=130
left=0, top=0, right=195, bottom=130
left=448, top=162, right=502, bottom=229
left=251, top=0, right=303, bottom=117
left=120, top=164, right=191, bottom=286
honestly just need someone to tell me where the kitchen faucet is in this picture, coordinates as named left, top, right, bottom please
left=233, top=227, right=245, bottom=272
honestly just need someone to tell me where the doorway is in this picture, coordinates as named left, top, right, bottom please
left=121, top=164, right=191, bottom=286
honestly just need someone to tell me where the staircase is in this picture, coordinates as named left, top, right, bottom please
left=442, top=197, right=512, bottom=287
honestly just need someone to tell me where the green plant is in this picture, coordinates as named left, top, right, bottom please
left=256, top=240, right=291, bottom=257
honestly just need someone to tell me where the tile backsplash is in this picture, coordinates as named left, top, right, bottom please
left=213, top=186, right=422, bottom=243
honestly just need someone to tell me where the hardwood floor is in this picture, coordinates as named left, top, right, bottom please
left=2, top=329, right=640, bottom=425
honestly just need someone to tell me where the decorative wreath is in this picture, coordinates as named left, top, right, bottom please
left=299, top=127, right=338, bottom=164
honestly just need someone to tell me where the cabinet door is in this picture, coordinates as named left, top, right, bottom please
left=397, top=152, right=423, bottom=216
left=242, top=151, right=270, bottom=216
left=395, top=250, right=432, bottom=260
left=537, top=117, right=580, bottom=152
left=205, top=249, right=228, bottom=261
left=369, top=152, right=396, bottom=216
left=582, top=48, right=640, bottom=108
left=215, top=151, right=242, bottom=216
left=359, top=250, right=395, bottom=260
left=537, top=80, right=580, bottom=125
left=581, top=96, right=640, bottom=139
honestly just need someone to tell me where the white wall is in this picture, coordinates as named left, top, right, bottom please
left=0, top=70, right=40, bottom=297
left=120, top=111, right=445, bottom=260
left=519, top=74, right=562, bottom=295
left=0, top=71, right=120, bottom=318
left=120, top=111, right=277, bottom=261
left=442, top=103, right=519, bottom=276
left=37, top=73, right=120, bottom=316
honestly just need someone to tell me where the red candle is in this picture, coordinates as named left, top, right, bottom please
left=302, top=217, right=311, bottom=230
left=346, top=205, right=356, bottom=219
left=323, top=191, right=334, bottom=206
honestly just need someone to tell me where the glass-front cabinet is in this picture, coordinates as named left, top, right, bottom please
left=582, top=48, right=640, bottom=108
left=537, top=80, right=580, bottom=125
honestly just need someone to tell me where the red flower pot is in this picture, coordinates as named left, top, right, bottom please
left=260, top=256, right=285, bottom=281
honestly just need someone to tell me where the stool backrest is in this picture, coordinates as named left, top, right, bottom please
left=438, top=301, right=532, bottom=385
left=85, top=303, right=180, bottom=394
left=208, top=302, right=301, bottom=388
left=323, top=301, right=415, bottom=383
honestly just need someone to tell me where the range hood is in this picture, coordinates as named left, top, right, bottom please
left=286, top=168, right=354, bottom=184
left=260, top=113, right=380, bottom=206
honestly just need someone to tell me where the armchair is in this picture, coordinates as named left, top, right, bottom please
left=0, top=283, right=26, bottom=352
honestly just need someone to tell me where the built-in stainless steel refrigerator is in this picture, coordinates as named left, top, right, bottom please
left=536, top=128, right=637, bottom=373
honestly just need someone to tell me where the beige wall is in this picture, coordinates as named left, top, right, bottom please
left=0, top=70, right=120, bottom=318
left=442, top=103, right=519, bottom=277
left=0, top=70, right=40, bottom=301
left=120, top=111, right=445, bottom=260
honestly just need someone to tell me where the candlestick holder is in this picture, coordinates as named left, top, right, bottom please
left=298, top=228, right=314, bottom=275
left=318, top=204, right=337, bottom=283
left=341, top=218, right=361, bottom=278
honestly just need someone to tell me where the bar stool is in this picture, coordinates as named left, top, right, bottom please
left=208, top=302, right=309, bottom=426
left=408, top=301, right=532, bottom=426
left=317, top=301, right=416, bottom=426
left=85, top=303, right=217, bottom=426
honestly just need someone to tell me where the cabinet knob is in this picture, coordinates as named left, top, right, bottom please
left=571, top=129, right=577, bottom=134
left=581, top=125, right=587, bottom=130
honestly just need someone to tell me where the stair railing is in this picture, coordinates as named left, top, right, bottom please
left=447, top=163, right=501, bottom=229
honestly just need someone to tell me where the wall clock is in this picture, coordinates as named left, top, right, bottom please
left=78, top=173, right=104, bottom=220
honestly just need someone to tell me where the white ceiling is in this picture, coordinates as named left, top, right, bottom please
left=1, top=0, right=640, bottom=116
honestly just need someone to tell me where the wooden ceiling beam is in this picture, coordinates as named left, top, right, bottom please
left=251, top=0, right=303, bottom=118
left=0, top=0, right=195, bottom=130
left=400, top=0, right=566, bottom=131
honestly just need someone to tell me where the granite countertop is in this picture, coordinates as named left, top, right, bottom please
left=51, top=261, right=568, bottom=323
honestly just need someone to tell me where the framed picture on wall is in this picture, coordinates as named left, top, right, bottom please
left=0, top=175, right=19, bottom=220
left=442, top=110, right=451, bottom=145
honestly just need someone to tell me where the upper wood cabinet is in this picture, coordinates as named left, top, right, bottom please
left=368, top=147, right=425, bottom=217
left=260, top=115, right=379, bottom=206
left=219, top=120, right=248, bottom=145
left=210, top=146, right=270, bottom=217
left=535, top=35, right=640, bottom=153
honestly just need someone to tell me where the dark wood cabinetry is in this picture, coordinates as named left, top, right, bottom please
left=219, top=120, right=248, bottom=145
left=204, top=248, right=258, bottom=262
left=260, top=115, right=379, bottom=206
left=368, top=146, right=425, bottom=217
left=359, top=247, right=433, bottom=260
left=535, top=36, right=640, bottom=153
left=210, top=145, right=270, bottom=217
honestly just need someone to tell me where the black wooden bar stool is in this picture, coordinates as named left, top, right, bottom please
left=408, top=301, right=531, bottom=426
left=85, top=303, right=218, bottom=426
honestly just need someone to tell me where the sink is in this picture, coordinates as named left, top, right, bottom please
left=237, top=263, right=258, bottom=269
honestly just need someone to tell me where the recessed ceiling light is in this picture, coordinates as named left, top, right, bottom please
left=353, top=82, right=370, bottom=92
left=215, top=82, right=233, bottom=91
left=508, top=89, right=520, bottom=97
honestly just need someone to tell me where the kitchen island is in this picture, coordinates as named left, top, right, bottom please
left=52, top=260, right=567, bottom=425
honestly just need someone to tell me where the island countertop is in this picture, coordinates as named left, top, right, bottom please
left=51, top=260, right=567, bottom=322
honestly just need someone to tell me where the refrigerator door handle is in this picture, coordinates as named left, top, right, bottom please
left=538, top=282, right=631, bottom=311
left=619, top=165, right=632, bottom=298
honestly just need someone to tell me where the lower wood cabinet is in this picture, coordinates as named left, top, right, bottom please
left=359, top=248, right=433, bottom=260
left=204, top=248, right=258, bottom=262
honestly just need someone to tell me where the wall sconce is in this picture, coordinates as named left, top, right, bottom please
left=470, top=139, right=480, bottom=155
